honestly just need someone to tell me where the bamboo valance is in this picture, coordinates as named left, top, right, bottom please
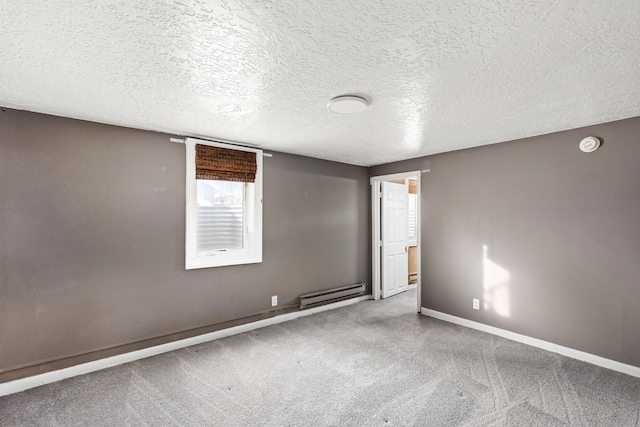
left=195, top=144, right=257, bottom=183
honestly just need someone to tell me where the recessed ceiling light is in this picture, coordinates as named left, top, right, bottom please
left=327, top=95, right=368, bottom=114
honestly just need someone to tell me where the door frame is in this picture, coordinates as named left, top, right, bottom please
left=370, top=171, right=421, bottom=312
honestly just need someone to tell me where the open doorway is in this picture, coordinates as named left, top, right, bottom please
left=370, top=171, right=421, bottom=312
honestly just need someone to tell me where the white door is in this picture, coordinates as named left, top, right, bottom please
left=381, top=181, right=409, bottom=298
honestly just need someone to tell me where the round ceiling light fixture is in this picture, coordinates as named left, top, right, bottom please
left=579, top=136, right=601, bottom=153
left=327, top=95, right=368, bottom=114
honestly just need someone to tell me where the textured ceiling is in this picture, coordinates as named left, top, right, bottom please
left=1, top=1, right=640, bottom=166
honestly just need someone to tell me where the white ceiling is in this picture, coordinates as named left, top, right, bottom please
left=1, top=1, right=639, bottom=166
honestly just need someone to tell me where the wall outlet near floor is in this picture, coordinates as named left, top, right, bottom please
left=473, top=299, right=480, bottom=310
left=271, top=295, right=278, bottom=307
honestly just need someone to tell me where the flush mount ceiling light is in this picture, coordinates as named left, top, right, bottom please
left=327, top=95, right=368, bottom=114
left=579, top=136, right=601, bottom=152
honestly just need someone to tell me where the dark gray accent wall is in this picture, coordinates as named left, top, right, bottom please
left=0, top=109, right=370, bottom=381
left=371, top=116, right=640, bottom=368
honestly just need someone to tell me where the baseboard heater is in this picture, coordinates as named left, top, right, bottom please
left=299, top=283, right=366, bottom=309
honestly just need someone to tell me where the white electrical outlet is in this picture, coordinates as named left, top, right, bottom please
left=473, top=299, right=480, bottom=310
left=271, top=295, right=278, bottom=307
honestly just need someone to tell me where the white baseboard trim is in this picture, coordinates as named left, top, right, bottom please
left=421, top=308, right=640, bottom=379
left=0, top=295, right=371, bottom=397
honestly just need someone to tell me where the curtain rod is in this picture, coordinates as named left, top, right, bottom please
left=170, top=137, right=272, bottom=157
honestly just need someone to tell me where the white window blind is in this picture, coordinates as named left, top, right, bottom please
left=196, top=180, right=244, bottom=253
left=408, top=193, right=417, bottom=241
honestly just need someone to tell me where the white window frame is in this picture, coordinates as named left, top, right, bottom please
left=185, top=138, right=263, bottom=269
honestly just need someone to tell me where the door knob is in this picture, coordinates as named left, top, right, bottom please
left=405, top=246, right=408, bottom=253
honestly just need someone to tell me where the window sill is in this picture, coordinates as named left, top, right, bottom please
left=186, top=253, right=262, bottom=270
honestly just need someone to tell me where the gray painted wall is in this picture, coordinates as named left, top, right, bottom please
left=371, top=116, right=640, bottom=368
left=0, top=109, right=371, bottom=380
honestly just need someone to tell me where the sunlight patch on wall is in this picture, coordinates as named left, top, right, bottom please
left=483, top=245, right=511, bottom=318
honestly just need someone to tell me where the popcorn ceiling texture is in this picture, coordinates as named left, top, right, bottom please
left=1, top=0, right=639, bottom=166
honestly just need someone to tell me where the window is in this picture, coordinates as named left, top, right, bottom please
left=407, top=179, right=418, bottom=245
left=185, top=138, right=262, bottom=269
left=408, top=193, right=417, bottom=242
